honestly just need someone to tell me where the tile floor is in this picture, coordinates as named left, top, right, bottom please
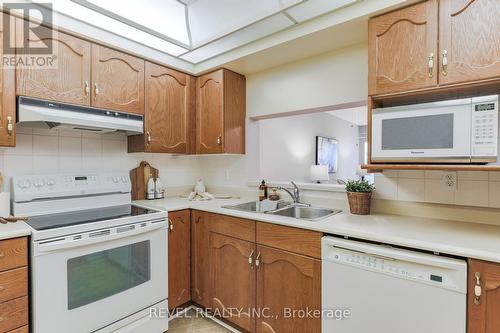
left=168, top=309, right=233, bottom=333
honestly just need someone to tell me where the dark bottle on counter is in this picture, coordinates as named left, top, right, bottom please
left=259, top=180, right=268, bottom=201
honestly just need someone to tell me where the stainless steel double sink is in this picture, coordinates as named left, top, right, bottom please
left=222, top=201, right=342, bottom=221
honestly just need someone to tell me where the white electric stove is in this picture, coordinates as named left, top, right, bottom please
left=12, top=172, right=169, bottom=333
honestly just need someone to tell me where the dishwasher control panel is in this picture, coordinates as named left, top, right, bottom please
left=323, top=237, right=467, bottom=294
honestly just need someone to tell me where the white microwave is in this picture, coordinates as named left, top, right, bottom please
left=372, top=95, right=499, bottom=163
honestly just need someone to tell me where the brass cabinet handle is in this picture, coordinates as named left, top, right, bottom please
left=442, top=50, right=448, bottom=76
left=217, top=135, right=222, bottom=146
left=84, top=81, right=90, bottom=96
left=168, top=219, right=174, bottom=231
left=255, top=252, right=261, bottom=270
left=248, top=250, right=254, bottom=269
left=6, top=117, right=13, bottom=137
left=94, top=83, right=99, bottom=100
left=474, top=272, right=482, bottom=305
left=147, top=131, right=152, bottom=144
left=428, top=53, right=434, bottom=78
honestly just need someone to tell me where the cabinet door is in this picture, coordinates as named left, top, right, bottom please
left=16, top=20, right=91, bottom=105
left=168, top=210, right=191, bottom=310
left=145, top=62, right=194, bottom=153
left=191, top=211, right=212, bottom=308
left=210, top=232, right=256, bottom=332
left=439, top=0, right=500, bottom=85
left=196, top=70, right=223, bottom=154
left=256, top=245, right=321, bottom=333
left=91, top=44, right=144, bottom=114
left=0, top=13, right=15, bottom=147
left=468, top=259, right=500, bottom=333
left=368, top=0, right=438, bottom=95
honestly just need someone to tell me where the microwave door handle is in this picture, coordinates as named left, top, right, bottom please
left=35, top=221, right=167, bottom=254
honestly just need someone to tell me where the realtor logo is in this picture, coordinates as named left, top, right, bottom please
left=2, top=3, right=57, bottom=68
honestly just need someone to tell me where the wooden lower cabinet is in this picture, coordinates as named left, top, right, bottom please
left=0, top=296, right=28, bottom=333
left=210, top=232, right=256, bottom=332
left=468, top=259, right=500, bottom=333
left=191, top=211, right=212, bottom=308
left=256, top=245, right=321, bottom=333
left=7, top=326, right=28, bottom=333
left=168, top=210, right=191, bottom=310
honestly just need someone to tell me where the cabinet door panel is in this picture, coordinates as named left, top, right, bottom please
left=468, top=259, right=500, bottom=333
left=16, top=20, right=91, bottom=105
left=91, top=45, right=144, bottom=114
left=256, top=245, right=321, bottom=333
left=145, top=62, right=193, bottom=153
left=196, top=70, right=223, bottom=154
left=0, top=13, right=15, bottom=147
left=168, top=210, right=191, bottom=310
left=368, top=0, right=438, bottom=95
left=210, top=233, right=256, bottom=332
left=439, top=0, right=500, bottom=85
left=191, top=211, right=211, bottom=308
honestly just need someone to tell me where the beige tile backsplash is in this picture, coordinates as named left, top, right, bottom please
left=0, top=128, right=202, bottom=192
left=374, top=170, right=499, bottom=208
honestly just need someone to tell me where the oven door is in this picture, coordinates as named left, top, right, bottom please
left=372, top=99, right=472, bottom=163
left=32, top=220, right=168, bottom=333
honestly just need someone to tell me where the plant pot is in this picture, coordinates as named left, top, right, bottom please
left=347, top=191, right=372, bottom=215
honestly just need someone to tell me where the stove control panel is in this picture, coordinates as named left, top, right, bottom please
left=12, top=172, right=131, bottom=202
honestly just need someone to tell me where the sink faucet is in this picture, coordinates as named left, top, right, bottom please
left=278, top=182, right=310, bottom=206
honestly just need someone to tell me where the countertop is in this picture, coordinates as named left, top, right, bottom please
left=0, top=221, right=31, bottom=241
left=134, top=197, right=500, bottom=264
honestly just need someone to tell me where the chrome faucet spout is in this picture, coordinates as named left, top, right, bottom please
left=278, top=181, right=309, bottom=206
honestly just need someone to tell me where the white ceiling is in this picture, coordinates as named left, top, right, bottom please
left=54, top=0, right=360, bottom=64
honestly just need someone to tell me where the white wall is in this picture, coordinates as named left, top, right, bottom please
left=3, top=127, right=201, bottom=192
left=259, top=113, right=360, bottom=182
left=246, top=42, right=367, bottom=118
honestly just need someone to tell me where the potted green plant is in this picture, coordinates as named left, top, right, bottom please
left=345, top=180, right=375, bottom=215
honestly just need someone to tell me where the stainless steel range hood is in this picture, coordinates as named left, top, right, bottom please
left=17, top=97, right=144, bottom=134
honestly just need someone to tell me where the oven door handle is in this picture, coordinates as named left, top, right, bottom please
left=35, top=220, right=167, bottom=254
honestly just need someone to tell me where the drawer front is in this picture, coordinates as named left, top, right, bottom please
left=256, top=222, right=322, bottom=259
left=0, top=268, right=28, bottom=303
left=0, top=296, right=28, bottom=333
left=0, top=238, right=28, bottom=272
left=210, top=213, right=255, bottom=242
left=8, top=326, right=28, bottom=333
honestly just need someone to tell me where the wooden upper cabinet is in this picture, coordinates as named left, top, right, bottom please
left=196, top=69, right=245, bottom=154
left=128, top=62, right=194, bottom=153
left=91, top=44, right=144, bottom=114
left=210, top=233, right=256, bottom=332
left=256, top=245, right=321, bottom=333
left=439, top=0, right=500, bottom=85
left=168, top=210, right=191, bottom=310
left=0, top=14, right=15, bottom=147
left=368, top=0, right=438, bottom=95
left=15, top=19, right=91, bottom=105
left=468, top=259, right=500, bottom=333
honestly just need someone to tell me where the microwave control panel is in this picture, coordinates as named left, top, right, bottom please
left=472, top=99, right=498, bottom=157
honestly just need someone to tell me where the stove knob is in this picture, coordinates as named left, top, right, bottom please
left=114, top=112, right=119, bottom=117
left=121, top=176, right=128, bottom=183
left=47, top=179, right=56, bottom=186
left=34, top=179, right=45, bottom=188
left=112, top=177, right=120, bottom=183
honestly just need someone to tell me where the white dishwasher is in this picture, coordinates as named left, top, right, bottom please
left=322, top=236, right=467, bottom=333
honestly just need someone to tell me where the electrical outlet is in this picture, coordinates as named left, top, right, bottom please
left=443, top=172, right=457, bottom=189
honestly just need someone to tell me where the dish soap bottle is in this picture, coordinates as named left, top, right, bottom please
left=259, top=180, right=268, bottom=201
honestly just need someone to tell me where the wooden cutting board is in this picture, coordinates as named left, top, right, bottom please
left=130, top=161, right=158, bottom=200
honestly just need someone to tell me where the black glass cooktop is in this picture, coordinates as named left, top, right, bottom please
left=25, top=205, right=157, bottom=231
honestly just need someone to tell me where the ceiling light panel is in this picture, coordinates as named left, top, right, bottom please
left=52, top=0, right=189, bottom=55
left=72, top=0, right=190, bottom=45
left=187, top=0, right=302, bottom=47
left=181, top=13, right=293, bottom=63
left=286, top=0, right=357, bottom=22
